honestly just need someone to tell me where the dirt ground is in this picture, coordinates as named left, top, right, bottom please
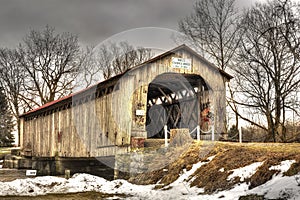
left=0, top=169, right=28, bottom=182
left=0, top=192, right=127, bottom=200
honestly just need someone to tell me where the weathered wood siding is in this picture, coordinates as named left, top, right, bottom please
left=20, top=46, right=229, bottom=158
left=21, top=91, right=130, bottom=157
left=127, top=49, right=227, bottom=136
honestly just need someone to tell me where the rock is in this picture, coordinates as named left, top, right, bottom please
left=169, top=129, right=193, bottom=147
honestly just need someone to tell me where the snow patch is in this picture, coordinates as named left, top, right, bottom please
left=207, top=155, right=216, bottom=161
left=269, top=160, right=296, bottom=173
left=219, top=168, right=225, bottom=172
left=227, top=162, right=263, bottom=182
left=0, top=158, right=298, bottom=200
left=0, top=176, right=66, bottom=196
left=250, top=174, right=300, bottom=199
left=167, top=156, right=216, bottom=196
left=168, top=155, right=216, bottom=186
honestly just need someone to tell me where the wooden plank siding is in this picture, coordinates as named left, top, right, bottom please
left=19, top=45, right=232, bottom=158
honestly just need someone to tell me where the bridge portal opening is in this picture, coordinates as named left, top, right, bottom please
left=146, top=73, right=212, bottom=138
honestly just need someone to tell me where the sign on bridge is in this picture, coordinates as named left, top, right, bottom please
left=171, top=57, right=192, bottom=70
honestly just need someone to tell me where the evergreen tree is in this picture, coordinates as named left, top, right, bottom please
left=0, top=87, right=14, bottom=147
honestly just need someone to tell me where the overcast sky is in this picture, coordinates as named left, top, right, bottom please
left=0, top=0, right=259, bottom=49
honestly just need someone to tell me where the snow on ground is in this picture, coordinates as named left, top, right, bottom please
left=0, top=159, right=300, bottom=200
left=249, top=160, right=300, bottom=200
left=227, top=162, right=264, bottom=181
left=269, top=160, right=296, bottom=173
left=250, top=175, right=300, bottom=200
left=171, top=155, right=215, bottom=185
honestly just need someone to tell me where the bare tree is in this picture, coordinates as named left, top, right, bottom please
left=77, top=45, right=102, bottom=88
left=109, top=41, right=152, bottom=77
left=0, top=26, right=80, bottom=144
left=79, top=41, right=152, bottom=86
left=232, top=0, right=300, bottom=142
left=18, top=25, right=80, bottom=106
left=77, top=44, right=114, bottom=88
left=179, top=0, right=241, bottom=134
left=179, top=0, right=240, bottom=70
left=97, top=45, right=114, bottom=80
left=0, top=48, right=26, bottom=146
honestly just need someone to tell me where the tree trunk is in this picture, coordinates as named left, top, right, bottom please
left=266, top=112, right=276, bottom=142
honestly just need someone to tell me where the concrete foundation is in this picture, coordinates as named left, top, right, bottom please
left=4, top=156, right=115, bottom=180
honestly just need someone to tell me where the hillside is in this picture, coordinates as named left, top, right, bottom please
left=128, top=141, right=300, bottom=198
left=1, top=141, right=300, bottom=199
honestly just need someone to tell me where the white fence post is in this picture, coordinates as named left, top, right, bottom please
left=197, top=125, right=200, bottom=141
left=164, top=125, right=168, bottom=147
left=211, top=125, right=215, bottom=141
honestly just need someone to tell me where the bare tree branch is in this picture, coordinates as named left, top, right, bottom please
left=19, top=25, right=80, bottom=106
left=233, top=0, right=300, bottom=142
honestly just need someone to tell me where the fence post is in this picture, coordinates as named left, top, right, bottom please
left=196, top=125, right=200, bottom=141
left=164, top=125, right=168, bottom=147
left=239, top=126, right=242, bottom=143
left=211, top=125, right=215, bottom=141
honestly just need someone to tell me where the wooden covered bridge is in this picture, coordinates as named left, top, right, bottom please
left=18, top=44, right=232, bottom=177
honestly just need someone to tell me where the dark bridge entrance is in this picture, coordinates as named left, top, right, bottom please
left=146, top=73, right=211, bottom=138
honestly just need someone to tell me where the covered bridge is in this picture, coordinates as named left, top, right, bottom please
left=19, top=44, right=232, bottom=160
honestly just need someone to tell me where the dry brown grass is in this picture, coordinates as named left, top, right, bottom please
left=238, top=194, right=265, bottom=200
left=128, top=141, right=300, bottom=193
left=285, top=161, right=300, bottom=176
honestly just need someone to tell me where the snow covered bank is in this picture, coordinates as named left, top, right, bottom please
left=227, top=162, right=264, bottom=182
left=0, top=159, right=299, bottom=200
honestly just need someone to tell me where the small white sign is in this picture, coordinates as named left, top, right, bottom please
left=26, top=170, right=37, bottom=176
left=136, top=109, right=145, bottom=116
left=171, top=57, right=192, bottom=70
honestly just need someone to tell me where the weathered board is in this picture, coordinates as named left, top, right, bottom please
left=19, top=45, right=232, bottom=158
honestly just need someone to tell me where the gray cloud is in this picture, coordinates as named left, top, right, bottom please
left=0, top=0, right=256, bottom=48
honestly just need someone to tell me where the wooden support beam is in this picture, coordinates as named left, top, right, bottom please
left=158, top=87, right=172, bottom=104
left=179, top=81, right=195, bottom=97
left=173, top=105, right=181, bottom=127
